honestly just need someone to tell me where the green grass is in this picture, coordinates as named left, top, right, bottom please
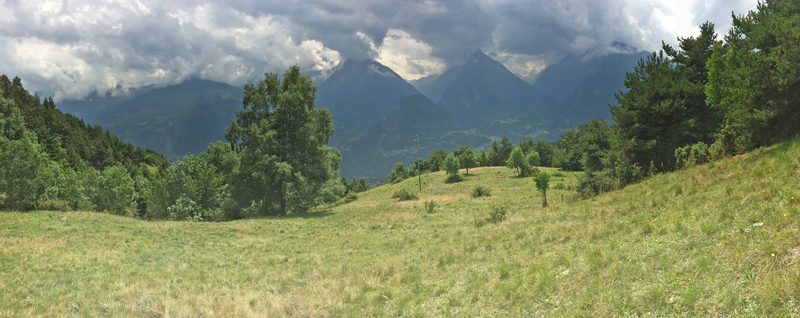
left=3, top=139, right=800, bottom=317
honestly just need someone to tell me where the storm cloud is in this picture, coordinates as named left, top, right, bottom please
left=0, top=0, right=758, bottom=101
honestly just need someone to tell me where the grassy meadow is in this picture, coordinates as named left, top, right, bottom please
left=2, top=140, right=800, bottom=317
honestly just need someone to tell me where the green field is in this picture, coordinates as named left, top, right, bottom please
left=2, top=140, right=800, bottom=317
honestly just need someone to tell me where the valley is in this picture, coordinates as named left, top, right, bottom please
left=57, top=49, right=647, bottom=181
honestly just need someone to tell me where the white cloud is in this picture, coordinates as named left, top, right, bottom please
left=374, top=29, right=446, bottom=80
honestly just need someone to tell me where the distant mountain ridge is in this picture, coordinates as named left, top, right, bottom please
left=317, top=59, right=422, bottom=144
left=57, top=48, right=650, bottom=180
left=59, top=79, right=242, bottom=160
left=533, top=49, right=650, bottom=122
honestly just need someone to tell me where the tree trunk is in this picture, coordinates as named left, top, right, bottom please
left=279, top=183, right=287, bottom=216
left=542, top=191, right=548, bottom=208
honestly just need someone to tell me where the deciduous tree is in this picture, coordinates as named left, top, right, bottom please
left=225, top=66, right=343, bottom=216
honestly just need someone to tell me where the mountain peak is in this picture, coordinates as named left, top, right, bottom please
left=334, top=59, right=402, bottom=79
left=467, top=49, right=490, bottom=62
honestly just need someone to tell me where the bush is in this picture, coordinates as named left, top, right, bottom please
left=577, top=171, right=616, bottom=198
left=487, top=203, right=507, bottom=224
left=534, top=172, right=550, bottom=208
left=391, top=188, right=418, bottom=201
left=445, top=174, right=463, bottom=183
left=343, top=192, right=358, bottom=203
left=167, top=196, right=199, bottom=221
left=474, top=203, right=508, bottom=226
left=675, top=142, right=714, bottom=169
left=221, top=197, right=243, bottom=221
left=35, top=198, right=70, bottom=212
left=472, top=186, right=491, bottom=198
left=424, top=200, right=436, bottom=213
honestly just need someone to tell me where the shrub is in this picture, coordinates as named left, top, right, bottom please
left=445, top=174, right=463, bottom=183
left=534, top=172, right=550, bottom=208
left=167, top=196, right=200, bottom=221
left=472, top=186, right=491, bottom=198
left=343, top=192, right=358, bottom=203
left=577, top=171, right=617, bottom=198
left=424, top=200, right=436, bottom=213
left=35, top=198, right=70, bottom=212
left=487, top=203, right=507, bottom=224
left=392, top=188, right=418, bottom=201
left=675, top=142, right=714, bottom=169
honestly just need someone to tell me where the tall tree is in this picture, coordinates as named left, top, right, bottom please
left=442, top=153, right=460, bottom=176
left=427, top=149, right=448, bottom=172
left=706, top=1, right=800, bottom=151
left=458, top=146, right=478, bottom=175
left=387, top=162, right=407, bottom=184
left=225, top=66, right=343, bottom=215
left=506, top=146, right=528, bottom=177
left=611, top=23, right=721, bottom=171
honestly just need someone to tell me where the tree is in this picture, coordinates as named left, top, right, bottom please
left=533, top=139, right=559, bottom=167
left=577, top=119, right=615, bottom=172
left=486, top=147, right=499, bottom=166
left=387, top=162, right=407, bottom=183
left=225, top=66, right=342, bottom=216
left=459, top=146, right=478, bottom=175
left=0, top=137, right=58, bottom=210
left=477, top=151, right=489, bottom=167
left=526, top=151, right=540, bottom=168
left=505, top=146, right=529, bottom=177
left=706, top=1, right=800, bottom=151
left=611, top=23, right=721, bottom=172
left=427, top=149, right=448, bottom=172
left=0, top=90, right=25, bottom=141
left=492, top=137, right=514, bottom=165
left=534, top=172, right=550, bottom=208
left=558, top=129, right=584, bottom=171
left=443, top=153, right=460, bottom=176
left=95, top=164, right=136, bottom=215
left=148, top=154, right=226, bottom=220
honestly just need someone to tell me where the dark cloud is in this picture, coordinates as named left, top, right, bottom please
left=0, top=0, right=759, bottom=100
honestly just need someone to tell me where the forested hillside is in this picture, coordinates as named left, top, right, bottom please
left=1, top=67, right=345, bottom=219
left=0, top=75, right=169, bottom=175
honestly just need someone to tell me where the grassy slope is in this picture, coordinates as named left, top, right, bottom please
left=2, top=140, right=800, bottom=317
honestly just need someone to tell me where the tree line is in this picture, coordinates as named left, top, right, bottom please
left=569, top=1, right=799, bottom=197
left=386, top=1, right=800, bottom=198
left=1, top=66, right=347, bottom=220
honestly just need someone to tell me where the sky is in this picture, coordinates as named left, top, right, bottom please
left=0, top=0, right=759, bottom=101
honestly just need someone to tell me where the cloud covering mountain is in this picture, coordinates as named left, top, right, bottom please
left=0, top=0, right=758, bottom=101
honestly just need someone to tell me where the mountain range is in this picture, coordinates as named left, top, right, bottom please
left=57, top=47, right=649, bottom=181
